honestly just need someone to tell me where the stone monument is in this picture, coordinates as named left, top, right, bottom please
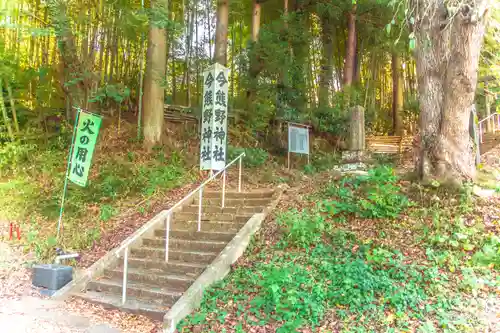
left=336, top=105, right=368, bottom=173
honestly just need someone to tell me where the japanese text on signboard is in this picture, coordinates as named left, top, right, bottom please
left=200, top=63, right=229, bottom=171
left=68, top=111, right=102, bottom=187
left=288, top=125, right=310, bottom=155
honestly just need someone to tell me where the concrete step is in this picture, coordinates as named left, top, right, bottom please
left=131, top=247, right=217, bottom=264
left=73, top=291, right=168, bottom=321
left=173, top=212, right=249, bottom=222
left=155, top=229, right=236, bottom=242
left=181, top=205, right=262, bottom=215
left=143, top=237, right=227, bottom=252
left=103, top=267, right=195, bottom=292
left=203, top=190, right=274, bottom=199
left=194, top=197, right=271, bottom=207
left=86, top=278, right=182, bottom=306
left=126, top=258, right=205, bottom=277
left=168, top=220, right=244, bottom=233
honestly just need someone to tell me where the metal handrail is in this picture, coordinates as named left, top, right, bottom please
left=478, top=114, right=496, bottom=124
left=116, top=152, right=246, bottom=304
left=478, top=113, right=500, bottom=143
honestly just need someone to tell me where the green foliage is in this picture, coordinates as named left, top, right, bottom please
left=26, top=221, right=58, bottom=260
left=179, top=232, right=466, bottom=332
left=312, top=96, right=350, bottom=136
left=89, top=84, right=131, bottom=104
left=307, top=151, right=341, bottom=173
left=227, top=146, right=269, bottom=168
left=321, top=166, right=410, bottom=219
left=422, top=211, right=500, bottom=271
left=0, top=141, right=38, bottom=175
left=0, top=139, right=189, bottom=257
left=99, top=204, right=116, bottom=222
left=179, top=167, right=499, bottom=332
left=277, top=209, right=328, bottom=249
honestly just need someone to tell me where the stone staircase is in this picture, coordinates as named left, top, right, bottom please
left=72, top=189, right=274, bottom=320
left=480, top=132, right=500, bottom=155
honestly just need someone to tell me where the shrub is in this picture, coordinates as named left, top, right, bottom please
left=321, top=166, right=410, bottom=219
left=179, top=236, right=457, bottom=332
left=0, top=141, right=38, bottom=175
left=227, top=146, right=269, bottom=168
left=277, top=209, right=328, bottom=249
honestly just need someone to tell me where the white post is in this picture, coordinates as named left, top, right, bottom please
left=479, top=122, right=483, bottom=143
left=198, top=188, right=203, bottom=232
left=238, top=157, right=242, bottom=193
left=122, top=248, right=128, bottom=304
left=165, top=213, right=170, bottom=262
left=497, top=114, right=500, bottom=132
left=222, top=170, right=226, bottom=209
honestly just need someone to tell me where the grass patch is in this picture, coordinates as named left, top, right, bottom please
left=179, top=167, right=498, bottom=332
left=179, top=230, right=477, bottom=332
left=0, top=127, right=191, bottom=260
left=319, top=166, right=411, bottom=219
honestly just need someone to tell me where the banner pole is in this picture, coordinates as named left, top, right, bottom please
left=57, top=108, right=81, bottom=238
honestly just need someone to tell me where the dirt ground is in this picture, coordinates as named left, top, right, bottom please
left=0, top=242, right=161, bottom=333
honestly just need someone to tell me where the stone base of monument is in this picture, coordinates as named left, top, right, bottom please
left=32, top=264, right=73, bottom=295
left=333, top=162, right=368, bottom=175
left=341, top=150, right=369, bottom=163
left=333, top=151, right=370, bottom=175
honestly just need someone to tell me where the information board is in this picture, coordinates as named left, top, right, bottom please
left=288, top=125, right=310, bottom=155
left=287, top=123, right=311, bottom=169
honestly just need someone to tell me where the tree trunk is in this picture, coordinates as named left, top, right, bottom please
left=142, top=0, right=168, bottom=147
left=246, top=0, right=262, bottom=106
left=109, top=10, right=119, bottom=83
left=213, top=0, right=229, bottom=65
left=354, top=34, right=362, bottom=84
left=414, top=0, right=489, bottom=182
left=289, top=3, right=308, bottom=113
left=343, top=4, right=356, bottom=87
left=48, top=0, right=88, bottom=120
left=4, top=79, right=20, bottom=133
left=0, top=81, right=14, bottom=140
left=319, top=14, right=334, bottom=108
left=98, top=0, right=106, bottom=84
left=275, top=0, right=289, bottom=115
left=103, top=6, right=111, bottom=82
left=195, top=0, right=200, bottom=105
left=206, top=0, right=212, bottom=59
left=251, top=0, right=261, bottom=42
left=392, top=53, right=404, bottom=135
left=172, top=57, right=177, bottom=103
left=185, top=6, right=195, bottom=106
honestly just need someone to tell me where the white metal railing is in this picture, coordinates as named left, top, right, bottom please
left=115, top=153, right=245, bottom=304
left=478, top=113, right=500, bottom=143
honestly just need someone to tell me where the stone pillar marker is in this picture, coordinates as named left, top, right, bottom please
left=348, top=105, right=365, bottom=151
left=336, top=105, right=367, bottom=173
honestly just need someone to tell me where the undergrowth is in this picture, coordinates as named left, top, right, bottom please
left=418, top=204, right=500, bottom=272
left=320, top=166, right=411, bottom=219
left=0, top=129, right=190, bottom=260
left=179, top=166, right=498, bottom=332
left=228, top=146, right=269, bottom=168
left=179, top=230, right=476, bottom=332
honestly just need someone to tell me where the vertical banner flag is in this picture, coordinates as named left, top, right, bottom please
left=68, top=111, right=102, bottom=186
left=200, top=63, right=229, bottom=171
